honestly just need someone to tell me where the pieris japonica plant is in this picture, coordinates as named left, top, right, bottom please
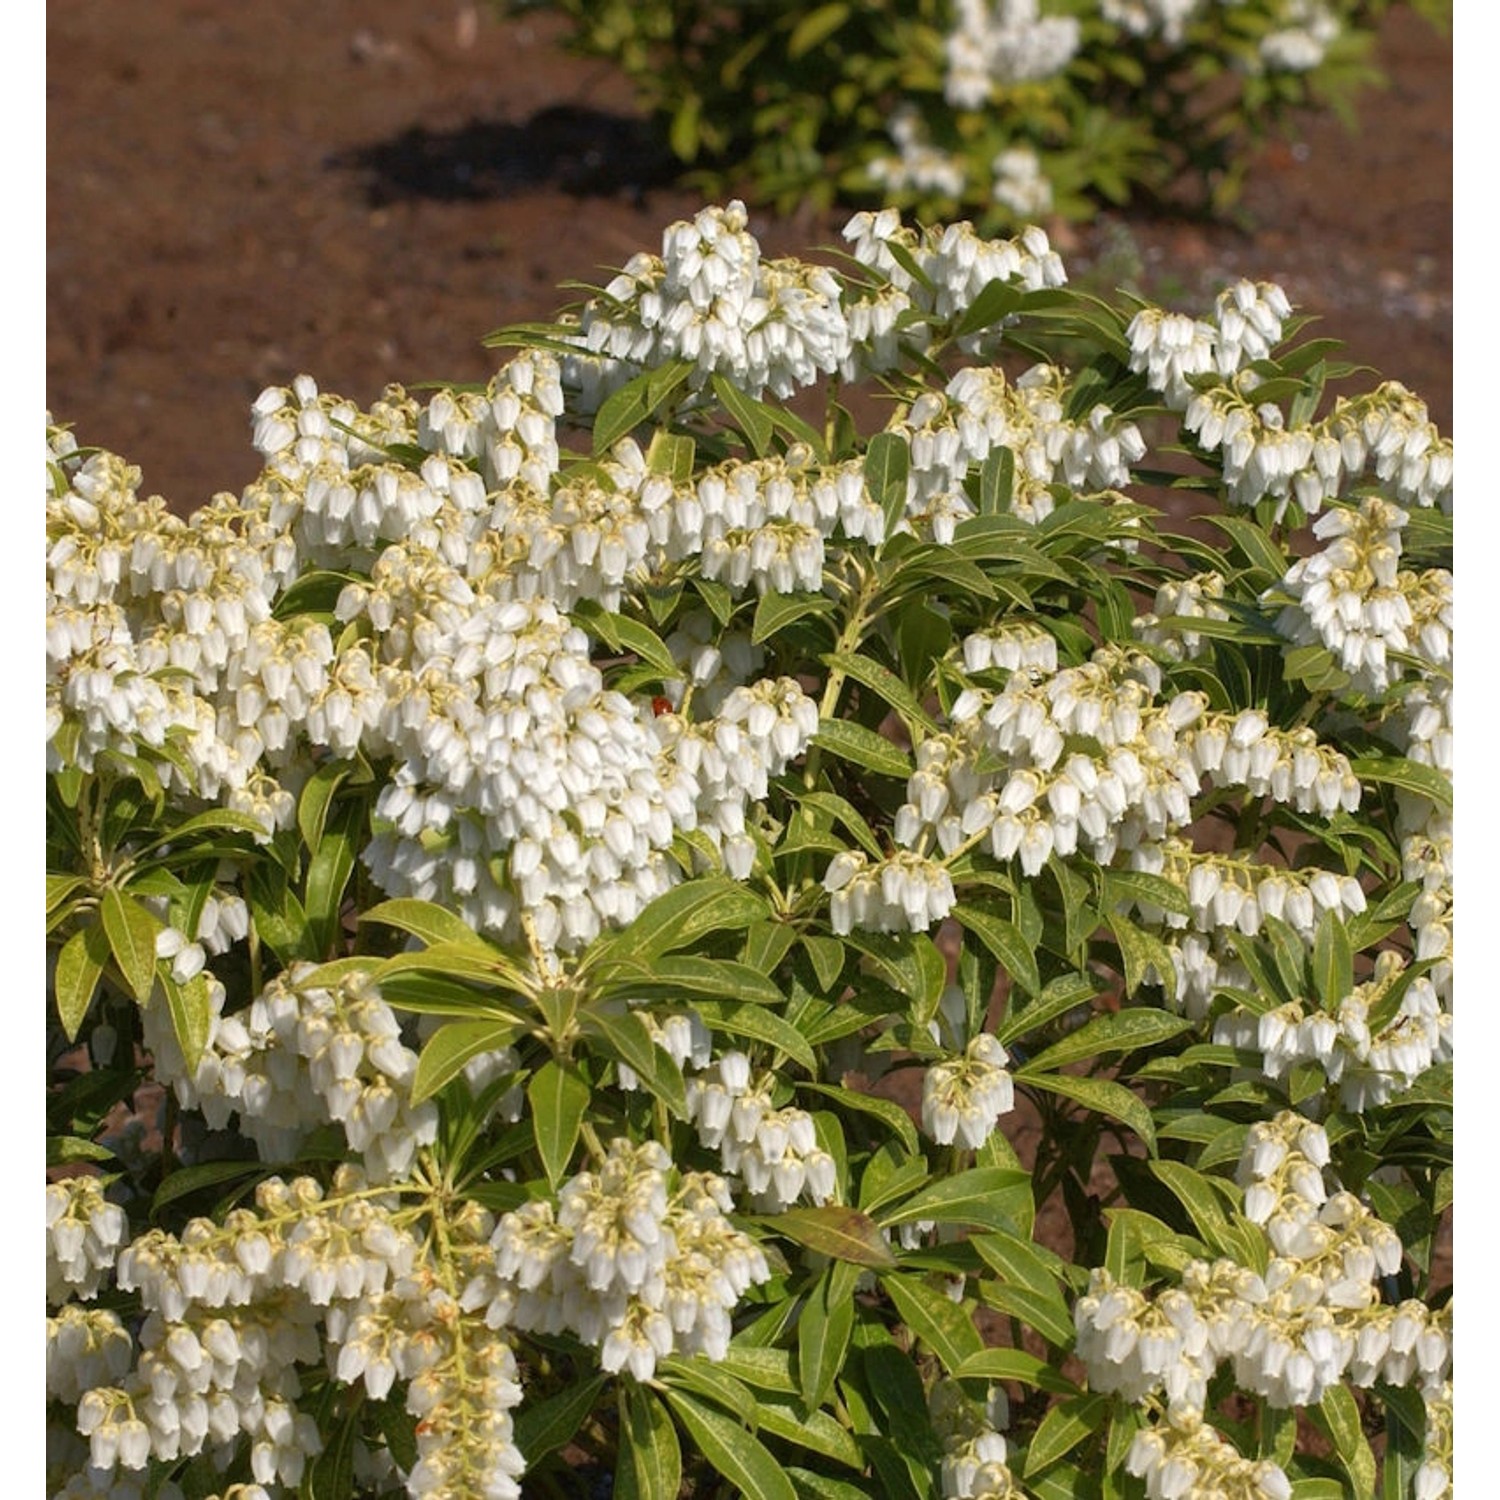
left=491, top=0, right=1448, bottom=223
left=47, top=201, right=1452, bottom=1500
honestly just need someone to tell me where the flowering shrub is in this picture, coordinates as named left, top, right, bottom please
left=47, top=201, right=1452, bottom=1500
left=493, top=0, right=1449, bottom=223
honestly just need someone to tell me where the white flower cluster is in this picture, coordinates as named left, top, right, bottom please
left=893, top=363, right=1146, bottom=533
left=1415, top=1381, right=1453, bottom=1500
left=1127, top=279, right=1290, bottom=408
left=1215, top=949, right=1452, bottom=1111
left=944, top=0, right=1081, bottom=109
left=922, top=1033, right=1016, bottom=1148
left=1075, top=1113, right=1451, bottom=1412
left=684, top=1051, right=839, bottom=1209
left=929, top=1381, right=1025, bottom=1499
left=1260, top=0, right=1340, bottom=72
left=869, top=105, right=968, bottom=201
left=1100, top=0, right=1205, bottom=45
left=1133, top=571, right=1230, bottom=660
left=841, top=209, right=1068, bottom=363
left=1184, top=377, right=1452, bottom=517
left=480, top=1139, right=771, bottom=1378
left=824, top=849, right=958, bottom=934
left=990, top=146, right=1054, bottom=217
left=47, top=1306, right=134, bottom=1404
left=47, top=1176, right=128, bottom=1305
left=557, top=201, right=853, bottom=406
left=142, top=962, right=438, bottom=1181
left=1126, top=1407, right=1292, bottom=1500
left=1275, top=497, right=1453, bottom=693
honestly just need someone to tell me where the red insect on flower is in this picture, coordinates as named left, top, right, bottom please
left=651, top=695, right=673, bottom=717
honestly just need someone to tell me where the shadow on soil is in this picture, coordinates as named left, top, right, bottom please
left=331, top=105, right=678, bottom=204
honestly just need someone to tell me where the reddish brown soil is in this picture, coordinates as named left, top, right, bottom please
left=47, top=2, right=1450, bottom=514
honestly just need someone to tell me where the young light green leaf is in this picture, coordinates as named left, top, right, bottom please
left=526, top=1060, right=590, bottom=1188
left=821, top=651, right=938, bottom=737
left=864, top=431, right=911, bottom=542
left=1312, top=909, right=1354, bottom=1005
left=1315, top=1384, right=1377, bottom=1497
left=360, top=898, right=490, bottom=951
left=159, top=969, right=214, bottom=1075
left=100, top=887, right=162, bottom=1003
left=53, top=920, right=110, bottom=1039
left=411, top=1018, right=525, bottom=1106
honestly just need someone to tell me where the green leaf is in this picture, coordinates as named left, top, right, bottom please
left=592, top=359, right=693, bottom=454
left=526, top=1060, right=590, bottom=1187
left=297, top=760, right=354, bottom=854
left=1312, top=910, right=1354, bottom=1005
left=822, top=651, right=938, bottom=737
left=53, top=920, right=110, bottom=1039
left=596, top=611, right=679, bottom=677
left=951, top=1347, right=1080, bottom=1395
left=620, top=1384, right=682, bottom=1500
left=1101, top=869, right=1192, bottom=920
left=646, top=429, right=696, bottom=484
left=976, top=1280, right=1076, bottom=1350
left=47, top=1136, right=116, bottom=1166
left=1022, top=1072, right=1157, bottom=1155
left=798, top=792, right=884, bottom=860
left=977, top=447, right=1015, bottom=517
left=1350, top=754, right=1452, bottom=809
left=864, top=431, right=911, bottom=542
left=411, top=1018, right=525, bottom=1106
left=1105, top=910, right=1178, bottom=1006
left=997, top=973, right=1099, bottom=1047
left=151, top=1159, right=268, bottom=1217
left=100, top=887, right=161, bottom=1003
left=586, top=878, right=768, bottom=971
left=881, top=1167, right=1031, bottom=1234
left=1149, top=1159, right=1233, bottom=1246
left=159, top=970, right=214, bottom=1074
left=754, top=590, right=836, bottom=645
left=811, top=718, right=914, bottom=780
left=1315, top=1385, right=1377, bottom=1496
left=360, top=898, right=488, bottom=950
left=710, top=374, right=776, bottom=457
left=307, top=1400, right=359, bottom=1500
left=304, top=799, right=362, bottom=959
left=1023, top=1394, right=1109, bottom=1477
left=695, top=1000, right=817, bottom=1074
left=787, top=2, right=849, bottom=57
left=1021, top=1009, right=1193, bottom=1074
left=881, top=1272, right=984, bottom=1372
left=800, top=1081, right=919, bottom=1153
left=582, top=1008, right=688, bottom=1117
left=758, top=1205, right=897, bottom=1268
left=663, top=1388, right=797, bottom=1500
left=800, top=1260, right=860, bottom=1409
left=953, top=904, right=1040, bottom=997
left=513, top=1375, right=607, bottom=1463
left=659, top=1355, right=759, bottom=1426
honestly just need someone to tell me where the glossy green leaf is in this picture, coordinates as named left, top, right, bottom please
left=800, top=1259, right=860, bottom=1410
left=100, top=887, right=161, bottom=1003
left=527, top=1060, right=590, bottom=1187
left=513, top=1375, right=607, bottom=1463
left=758, top=1204, right=896, bottom=1268
left=812, top=718, right=914, bottom=780
left=1023, top=1071, right=1157, bottom=1155
left=620, top=1383, right=682, bottom=1500
left=881, top=1167, right=1031, bottom=1234
left=663, top=1388, right=796, bottom=1500
left=1021, top=1009, right=1193, bottom=1074
left=411, top=1018, right=525, bottom=1105
left=881, top=1271, right=984, bottom=1372
left=1022, top=1393, right=1109, bottom=1477
left=951, top=1347, right=1080, bottom=1395
left=953, top=904, right=1040, bottom=997
left=53, top=920, right=110, bottom=1039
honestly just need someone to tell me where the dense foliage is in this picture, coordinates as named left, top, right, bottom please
left=493, top=0, right=1448, bottom=224
left=47, top=203, right=1452, bottom=1500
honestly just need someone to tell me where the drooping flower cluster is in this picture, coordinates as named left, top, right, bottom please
left=929, top=1381, right=1027, bottom=1499
left=922, top=1033, right=1016, bottom=1148
left=141, top=962, right=439, bottom=1180
left=47, top=1176, right=128, bottom=1305
left=1074, top=1113, right=1451, bottom=1412
left=683, top=1052, right=839, bottom=1209
left=480, top=1140, right=771, bottom=1378
left=1214, top=949, right=1452, bottom=1111
left=944, top=0, right=1081, bottom=108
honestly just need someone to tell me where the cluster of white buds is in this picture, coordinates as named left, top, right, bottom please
left=47, top=1176, right=128, bottom=1304
left=1215, top=951, right=1452, bottom=1111
left=961, top=621, right=1059, bottom=676
left=944, top=0, right=1081, bottom=108
left=558, top=201, right=853, bottom=407
left=1077, top=1112, right=1451, bottom=1413
left=1415, top=1381, right=1453, bottom=1500
left=481, top=1140, right=771, bottom=1378
left=869, top=105, right=968, bottom=201
left=47, top=1305, right=134, bottom=1403
left=922, top=1033, right=1016, bottom=1148
left=1133, top=571, right=1229, bottom=660
left=929, top=1380, right=1025, bottom=1499
left=824, top=849, right=958, bottom=934
left=1126, top=1407, right=1293, bottom=1500
left=1275, top=498, right=1452, bottom=693
left=684, top=1052, right=838, bottom=1209
left=893, top=364, right=1145, bottom=533
left=1260, top=0, right=1340, bottom=72
left=142, top=963, right=437, bottom=1181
